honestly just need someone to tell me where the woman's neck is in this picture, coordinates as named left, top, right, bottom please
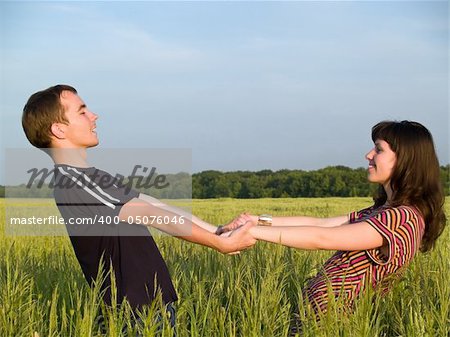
left=383, top=183, right=394, bottom=205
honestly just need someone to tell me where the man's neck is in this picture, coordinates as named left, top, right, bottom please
left=50, top=148, right=90, bottom=168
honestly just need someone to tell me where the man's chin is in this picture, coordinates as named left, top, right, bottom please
left=87, top=141, right=99, bottom=148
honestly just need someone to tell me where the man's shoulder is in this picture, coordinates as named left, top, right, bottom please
left=53, top=164, right=138, bottom=208
left=53, top=165, right=113, bottom=184
left=53, top=165, right=105, bottom=195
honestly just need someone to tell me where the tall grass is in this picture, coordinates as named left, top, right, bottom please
left=1, top=198, right=449, bottom=336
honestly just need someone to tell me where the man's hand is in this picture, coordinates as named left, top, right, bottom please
left=120, top=197, right=256, bottom=253
left=216, top=220, right=257, bottom=254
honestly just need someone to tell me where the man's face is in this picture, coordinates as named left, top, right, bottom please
left=58, top=90, right=99, bottom=148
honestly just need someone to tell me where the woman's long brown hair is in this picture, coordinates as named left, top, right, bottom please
left=372, top=120, right=446, bottom=252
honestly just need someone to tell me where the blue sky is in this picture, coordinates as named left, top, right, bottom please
left=1, top=1, right=448, bottom=179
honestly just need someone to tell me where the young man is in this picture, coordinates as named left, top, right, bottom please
left=22, top=84, right=255, bottom=331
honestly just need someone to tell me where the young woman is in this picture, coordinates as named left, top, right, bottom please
left=225, top=120, right=446, bottom=321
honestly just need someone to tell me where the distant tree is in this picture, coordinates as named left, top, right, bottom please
left=2, top=165, right=449, bottom=198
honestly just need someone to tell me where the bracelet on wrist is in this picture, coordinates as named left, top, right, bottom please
left=257, top=214, right=272, bottom=226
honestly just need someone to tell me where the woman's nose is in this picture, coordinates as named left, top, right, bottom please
left=365, top=149, right=374, bottom=160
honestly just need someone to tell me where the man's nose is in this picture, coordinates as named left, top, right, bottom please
left=89, top=111, right=98, bottom=121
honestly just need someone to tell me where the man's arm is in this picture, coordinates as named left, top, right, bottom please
left=137, top=193, right=218, bottom=233
left=118, top=197, right=255, bottom=254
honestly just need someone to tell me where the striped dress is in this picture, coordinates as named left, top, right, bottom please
left=303, top=205, right=425, bottom=315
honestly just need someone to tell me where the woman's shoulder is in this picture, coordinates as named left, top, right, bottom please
left=353, top=204, right=421, bottom=222
left=381, top=204, right=422, bottom=218
left=370, top=205, right=424, bottom=230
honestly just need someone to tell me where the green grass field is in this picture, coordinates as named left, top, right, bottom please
left=1, top=198, right=449, bottom=337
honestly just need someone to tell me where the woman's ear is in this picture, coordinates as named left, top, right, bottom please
left=50, top=123, right=66, bottom=139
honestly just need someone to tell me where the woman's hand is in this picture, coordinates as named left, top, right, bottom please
left=216, top=220, right=257, bottom=254
left=217, top=213, right=258, bottom=235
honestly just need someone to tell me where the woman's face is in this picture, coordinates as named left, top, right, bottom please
left=365, top=139, right=397, bottom=187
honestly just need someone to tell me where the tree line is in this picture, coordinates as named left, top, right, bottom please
left=1, top=165, right=449, bottom=199
left=193, top=165, right=450, bottom=198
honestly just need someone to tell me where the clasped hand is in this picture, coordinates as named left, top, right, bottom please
left=217, top=213, right=258, bottom=254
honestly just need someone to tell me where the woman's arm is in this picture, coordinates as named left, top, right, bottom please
left=222, top=213, right=349, bottom=233
left=269, top=215, right=348, bottom=227
left=249, top=221, right=385, bottom=251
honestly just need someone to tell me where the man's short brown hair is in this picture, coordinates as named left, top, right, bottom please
left=22, top=84, right=77, bottom=148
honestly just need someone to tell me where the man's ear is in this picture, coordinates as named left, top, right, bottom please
left=50, top=123, right=66, bottom=139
